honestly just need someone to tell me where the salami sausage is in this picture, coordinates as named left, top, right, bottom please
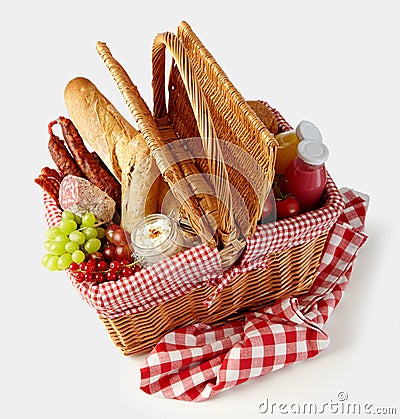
left=57, top=116, right=121, bottom=206
left=59, top=175, right=116, bottom=223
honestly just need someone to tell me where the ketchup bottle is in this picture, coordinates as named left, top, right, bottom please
left=284, top=139, right=329, bottom=213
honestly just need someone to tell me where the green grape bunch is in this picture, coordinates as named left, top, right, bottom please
left=42, top=210, right=105, bottom=271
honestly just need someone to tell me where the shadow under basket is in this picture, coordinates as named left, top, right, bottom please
left=100, top=232, right=327, bottom=355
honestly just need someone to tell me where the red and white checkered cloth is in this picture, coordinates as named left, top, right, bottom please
left=42, top=102, right=344, bottom=318
left=41, top=102, right=367, bottom=402
left=43, top=173, right=343, bottom=317
left=139, top=188, right=368, bottom=401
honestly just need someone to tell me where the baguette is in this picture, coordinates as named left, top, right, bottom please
left=64, top=77, right=179, bottom=231
left=120, top=132, right=161, bottom=232
left=64, top=77, right=137, bottom=181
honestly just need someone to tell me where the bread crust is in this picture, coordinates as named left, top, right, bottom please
left=246, top=100, right=279, bottom=135
left=64, top=77, right=180, bottom=232
left=64, top=77, right=138, bottom=181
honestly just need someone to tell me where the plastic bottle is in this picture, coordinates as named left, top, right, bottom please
left=275, top=120, right=322, bottom=174
left=284, top=139, right=329, bottom=213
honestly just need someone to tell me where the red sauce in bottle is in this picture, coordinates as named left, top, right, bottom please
left=284, top=140, right=329, bottom=213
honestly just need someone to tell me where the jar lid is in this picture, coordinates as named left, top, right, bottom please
left=297, top=139, right=329, bottom=165
left=296, top=120, right=323, bottom=142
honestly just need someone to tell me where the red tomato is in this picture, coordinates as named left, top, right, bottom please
left=260, top=192, right=276, bottom=223
left=262, top=193, right=274, bottom=218
left=276, top=196, right=300, bottom=220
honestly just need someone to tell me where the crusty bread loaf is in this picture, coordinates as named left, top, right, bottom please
left=64, top=77, right=137, bottom=181
left=246, top=100, right=279, bottom=135
left=119, top=132, right=159, bottom=232
left=64, top=77, right=179, bottom=231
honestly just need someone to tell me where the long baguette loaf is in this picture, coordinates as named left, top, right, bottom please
left=64, top=77, right=136, bottom=181
left=64, top=77, right=179, bottom=231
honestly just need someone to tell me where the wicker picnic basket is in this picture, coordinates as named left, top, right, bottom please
left=44, top=21, right=344, bottom=355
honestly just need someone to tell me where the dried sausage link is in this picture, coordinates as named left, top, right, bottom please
left=91, top=151, right=115, bottom=178
left=34, top=175, right=60, bottom=204
left=57, top=116, right=121, bottom=206
left=48, top=120, right=84, bottom=178
left=43, top=174, right=61, bottom=195
left=41, top=166, right=62, bottom=182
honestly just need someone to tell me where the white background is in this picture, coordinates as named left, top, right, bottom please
left=2, top=1, right=399, bottom=418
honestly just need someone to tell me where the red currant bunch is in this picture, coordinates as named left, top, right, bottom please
left=69, top=259, right=141, bottom=284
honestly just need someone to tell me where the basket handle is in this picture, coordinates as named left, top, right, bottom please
left=96, top=42, right=219, bottom=242
left=96, top=42, right=169, bottom=159
left=152, top=31, right=239, bottom=245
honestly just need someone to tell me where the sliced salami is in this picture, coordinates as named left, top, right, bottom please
left=59, top=175, right=116, bottom=223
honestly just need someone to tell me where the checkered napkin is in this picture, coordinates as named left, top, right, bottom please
left=139, top=188, right=368, bottom=402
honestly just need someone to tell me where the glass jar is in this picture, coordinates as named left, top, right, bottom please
left=284, top=139, right=329, bottom=213
left=275, top=120, right=322, bottom=174
left=130, top=214, right=185, bottom=266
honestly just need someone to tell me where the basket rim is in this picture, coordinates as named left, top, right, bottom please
left=42, top=169, right=343, bottom=319
left=41, top=98, right=344, bottom=320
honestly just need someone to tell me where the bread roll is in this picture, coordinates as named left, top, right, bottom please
left=246, top=100, right=279, bottom=135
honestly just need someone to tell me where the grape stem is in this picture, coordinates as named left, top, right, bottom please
left=77, top=221, right=107, bottom=231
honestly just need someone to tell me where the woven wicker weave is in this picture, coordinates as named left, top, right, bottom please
left=96, top=22, right=277, bottom=266
left=88, top=22, right=343, bottom=355
left=100, top=232, right=327, bottom=355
